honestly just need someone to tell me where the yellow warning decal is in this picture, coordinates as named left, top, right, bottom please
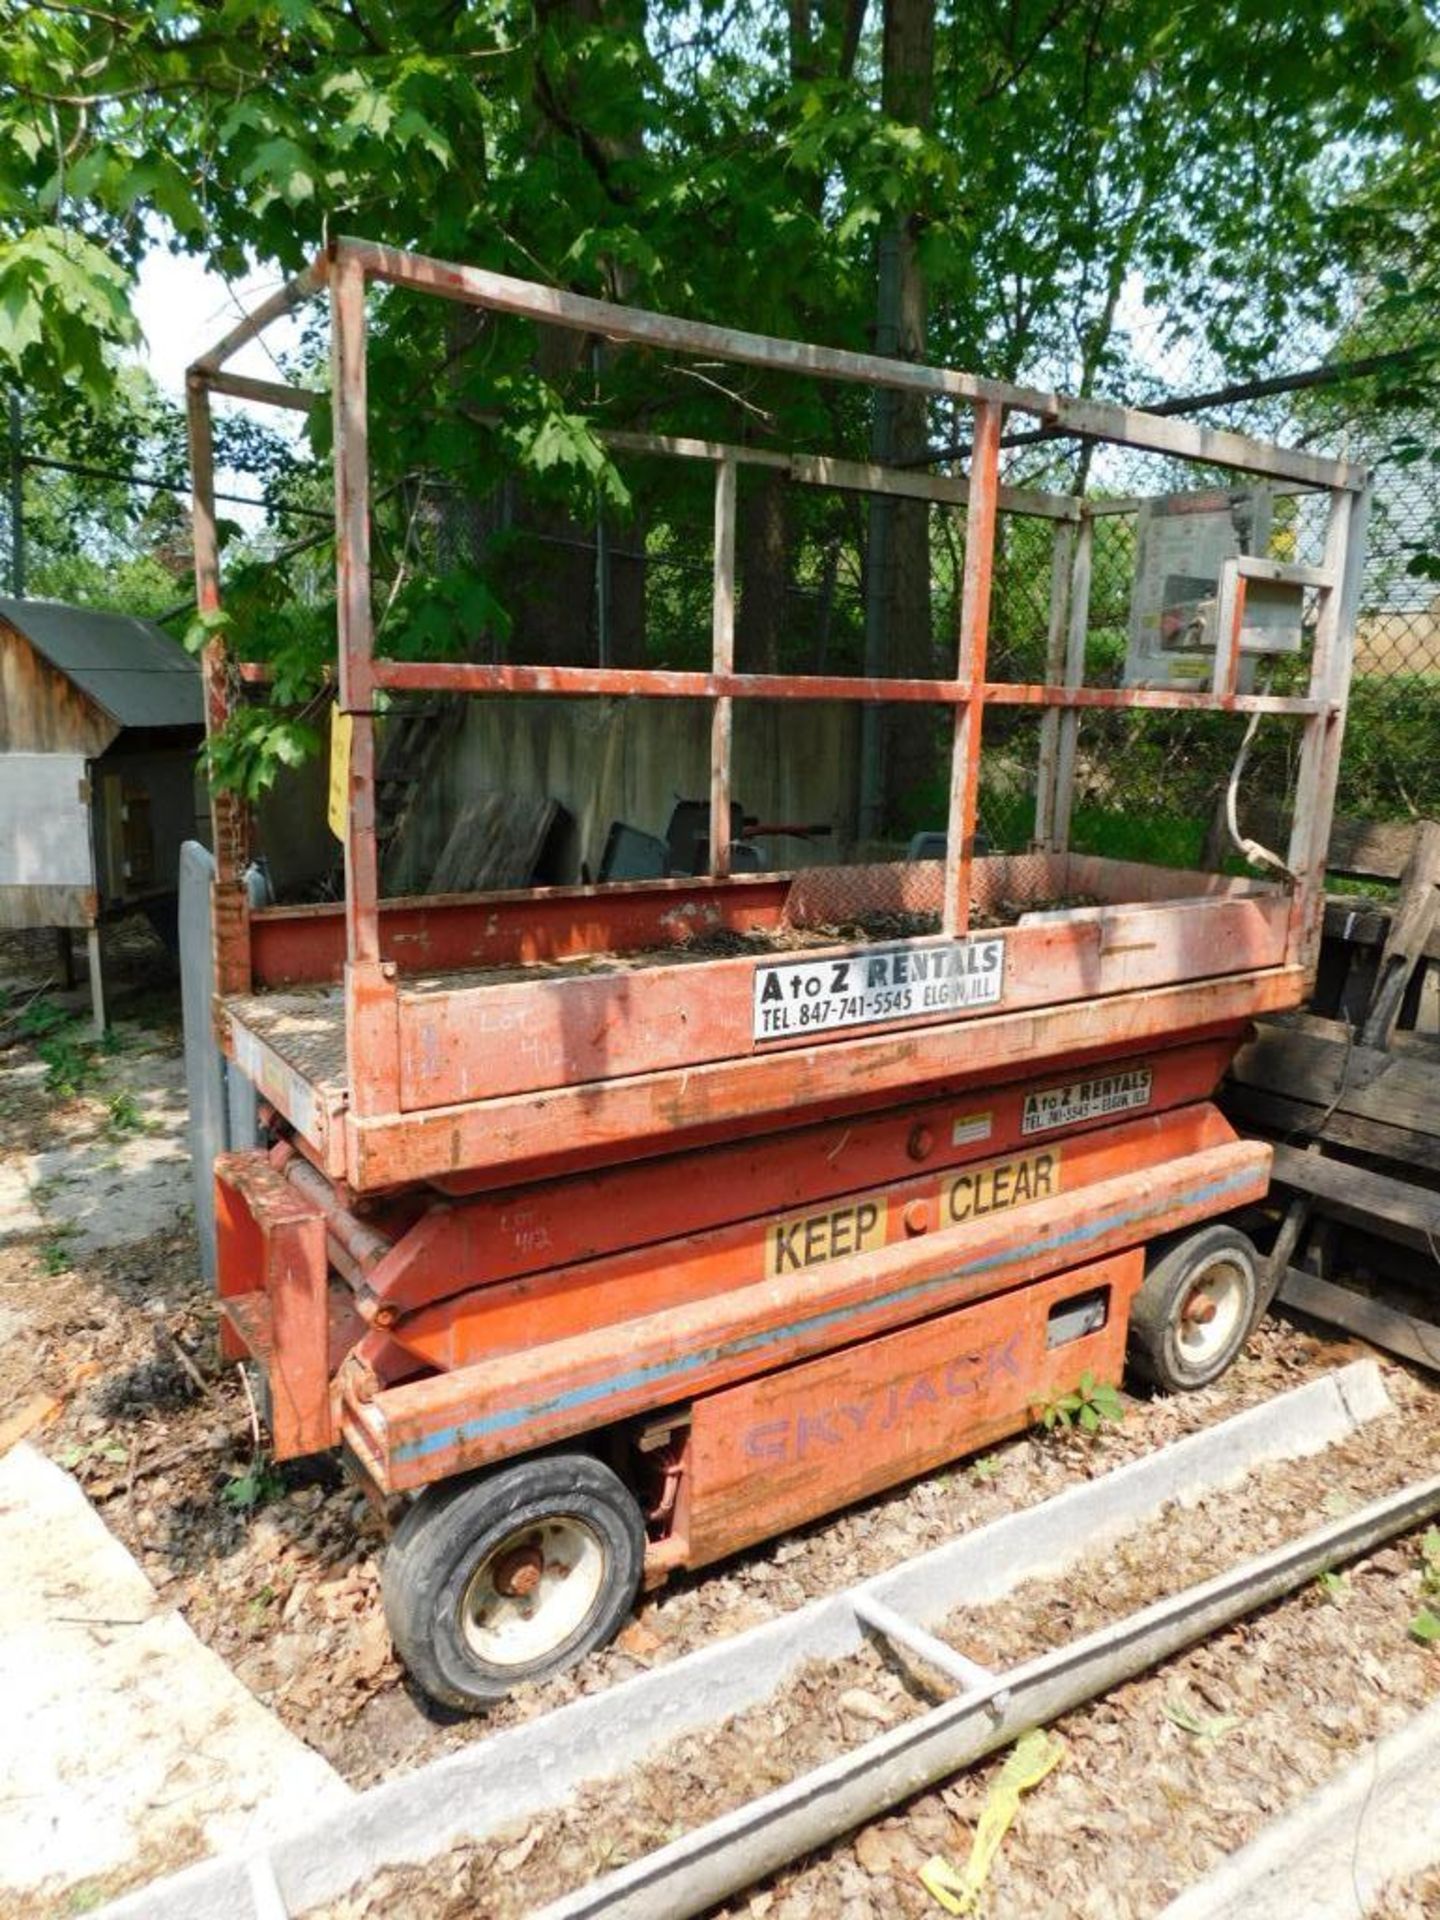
left=327, top=705, right=353, bottom=841
left=767, top=1197, right=888, bottom=1278
left=944, top=1147, right=1061, bottom=1226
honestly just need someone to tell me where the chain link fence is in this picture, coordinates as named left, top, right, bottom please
left=978, top=311, right=1439, bottom=864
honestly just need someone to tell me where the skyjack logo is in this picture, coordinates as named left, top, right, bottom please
left=740, top=1333, right=1022, bottom=1466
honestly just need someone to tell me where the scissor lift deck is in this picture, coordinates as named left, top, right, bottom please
left=221, top=850, right=1298, bottom=1189
left=188, top=239, right=1369, bottom=1709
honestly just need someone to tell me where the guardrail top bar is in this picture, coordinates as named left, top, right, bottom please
left=185, top=237, right=1365, bottom=497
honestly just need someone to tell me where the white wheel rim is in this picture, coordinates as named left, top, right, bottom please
left=1175, top=1258, right=1248, bottom=1367
left=461, top=1517, right=606, bottom=1669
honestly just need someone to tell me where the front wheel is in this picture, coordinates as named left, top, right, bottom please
left=1126, top=1223, right=1260, bottom=1394
left=382, top=1452, right=645, bottom=1712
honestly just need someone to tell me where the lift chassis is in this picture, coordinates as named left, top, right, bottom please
left=189, top=239, right=1368, bottom=1709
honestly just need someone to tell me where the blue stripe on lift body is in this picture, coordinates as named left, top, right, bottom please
left=390, top=1163, right=1259, bottom=1468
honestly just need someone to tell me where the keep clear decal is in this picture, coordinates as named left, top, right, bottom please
left=752, top=936, right=1005, bottom=1042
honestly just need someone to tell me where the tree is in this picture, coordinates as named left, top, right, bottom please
left=2, top=0, right=1436, bottom=809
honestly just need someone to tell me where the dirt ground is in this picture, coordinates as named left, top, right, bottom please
left=3, top=919, right=1439, bottom=1918
left=310, top=1372, right=1440, bottom=1919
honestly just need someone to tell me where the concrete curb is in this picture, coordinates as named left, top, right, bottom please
left=1160, top=1694, right=1440, bottom=1920
left=99, top=1360, right=1394, bottom=1920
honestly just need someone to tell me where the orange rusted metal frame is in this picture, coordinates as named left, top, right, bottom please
left=215, top=1152, right=332, bottom=1457
left=374, top=1099, right=1237, bottom=1374
left=356, top=1032, right=1240, bottom=1321
left=389, top=891, right=1290, bottom=1109
left=945, top=401, right=1002, bottom=934
left=340, top=1126, right=1271, bottom=1493
left=333, top=966, right=1305, bottom=1193
left=682, top=1249, right=1143, bottom=1567
left=369, top=659, right=1326, bottom=713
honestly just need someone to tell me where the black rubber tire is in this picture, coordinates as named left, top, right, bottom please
left=382, top=1453, right=645, bottom=1712
left=1126, top=1223, right=1261, bottom=1394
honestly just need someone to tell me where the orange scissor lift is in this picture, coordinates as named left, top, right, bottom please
left=188, top=239, right=1369, bottom=1710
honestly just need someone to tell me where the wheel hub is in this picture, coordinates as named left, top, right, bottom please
left=491, top=1545, right=545, bottom=1597
left=1175, top=1259, right=1247, bottom=1364
left=461, top=1516, right=607, bottom=1669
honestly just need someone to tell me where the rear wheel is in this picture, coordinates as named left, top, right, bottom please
left=382, top=1452, right=645, bottom=1711
left=1127, top=1223, right=1260, bottom=1393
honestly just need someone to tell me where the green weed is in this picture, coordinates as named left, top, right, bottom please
left=1410, top=1528, right=1440, bottom=1644
left=1034, top=1370, right=1126, bottom=1435
left=105, top=1090, right=145, bottom=1135
left=37, top=1032, right=98, bottom=1098
left=221, top=1461, right=286, bottom=1511
left=40, top=1226, right=77, bottom=1274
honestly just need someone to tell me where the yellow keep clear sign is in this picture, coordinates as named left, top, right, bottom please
left=328, top=705, right=353, bottom=841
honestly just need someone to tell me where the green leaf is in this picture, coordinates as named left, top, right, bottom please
left=183, top=607, right=232, bottom=655
left=244, top=137, right=317, bottom=207
left=1164, top=1697, right=1240, bottom=1740
left=1410, top=1608, right=1440, bottom=1645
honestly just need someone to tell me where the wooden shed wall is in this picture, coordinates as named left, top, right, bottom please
left=0, top=622, right=118, bottom=755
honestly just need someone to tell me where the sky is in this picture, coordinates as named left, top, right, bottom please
left=131, top=248, right=305, bottom=401
left=131, top=248, right=309, bottom=525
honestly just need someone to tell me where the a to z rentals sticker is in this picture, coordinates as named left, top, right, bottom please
left=1021, top=1066, right=1153, bottom=1135
left=752, top=935, right=1005, bottom=1042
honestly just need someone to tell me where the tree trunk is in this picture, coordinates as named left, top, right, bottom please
left=736, top=467, right=789, bottom=673
left=733, top=3, right=866, bottom=679
left=862, top=0, right=936, bottom=840
left=474, top=0, right=649, bottom=669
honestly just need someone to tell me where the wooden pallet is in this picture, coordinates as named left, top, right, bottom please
left=1223, top=815, right=1440, bottom=1365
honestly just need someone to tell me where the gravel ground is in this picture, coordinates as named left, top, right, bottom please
left=1376, top=1863, right=1440, bottom=1918
left=4, top=923, right=1440, bottom=1918
left=305, top=1371, right=1440, bottom=1919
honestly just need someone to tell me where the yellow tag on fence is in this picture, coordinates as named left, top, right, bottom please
left=327, top=705, right=353, bottom=841
left=919, top=1729, right=1065, bottom=1914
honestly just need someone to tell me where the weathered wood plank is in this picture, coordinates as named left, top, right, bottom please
left=1359, top=820, right=1440, bottom=1047
left=1225, top=1084, right=1440, bottom=1177
left=1228, top=1020, right=1440, bottom=1142
left=427, top=793, right=560, bottom=895
left=1269, top=1142, right=1440, bottom=1253
left=1278, top=1269, right=1440, bottom=1372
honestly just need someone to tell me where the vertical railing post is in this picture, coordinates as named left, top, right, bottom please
left=1209, top=560, right=1247, bottom=698
left=186, top=368, right=251, bottom=995
left=1286, top=481, right=1371, bottom=970
left=7, top=390, right=23, bottom=598
left=332, top=249, right=378, bottom=967
left=1051, top=512, right=1093, bottom=855
left=1032, top=519, right=1076, bottom=851
left=331, top=245, right=399, bottom=1116
left=942, top=401, right=1003, bottom=935
left=710, top=454, right=738, bottom=877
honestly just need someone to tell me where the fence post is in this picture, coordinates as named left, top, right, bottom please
left=7, top=390, right=23, bottom=598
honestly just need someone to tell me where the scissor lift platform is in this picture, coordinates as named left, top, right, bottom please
left=186, top=238, right=1368, bottom=1710
left=221, top=852, right=1298, bottom=1192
